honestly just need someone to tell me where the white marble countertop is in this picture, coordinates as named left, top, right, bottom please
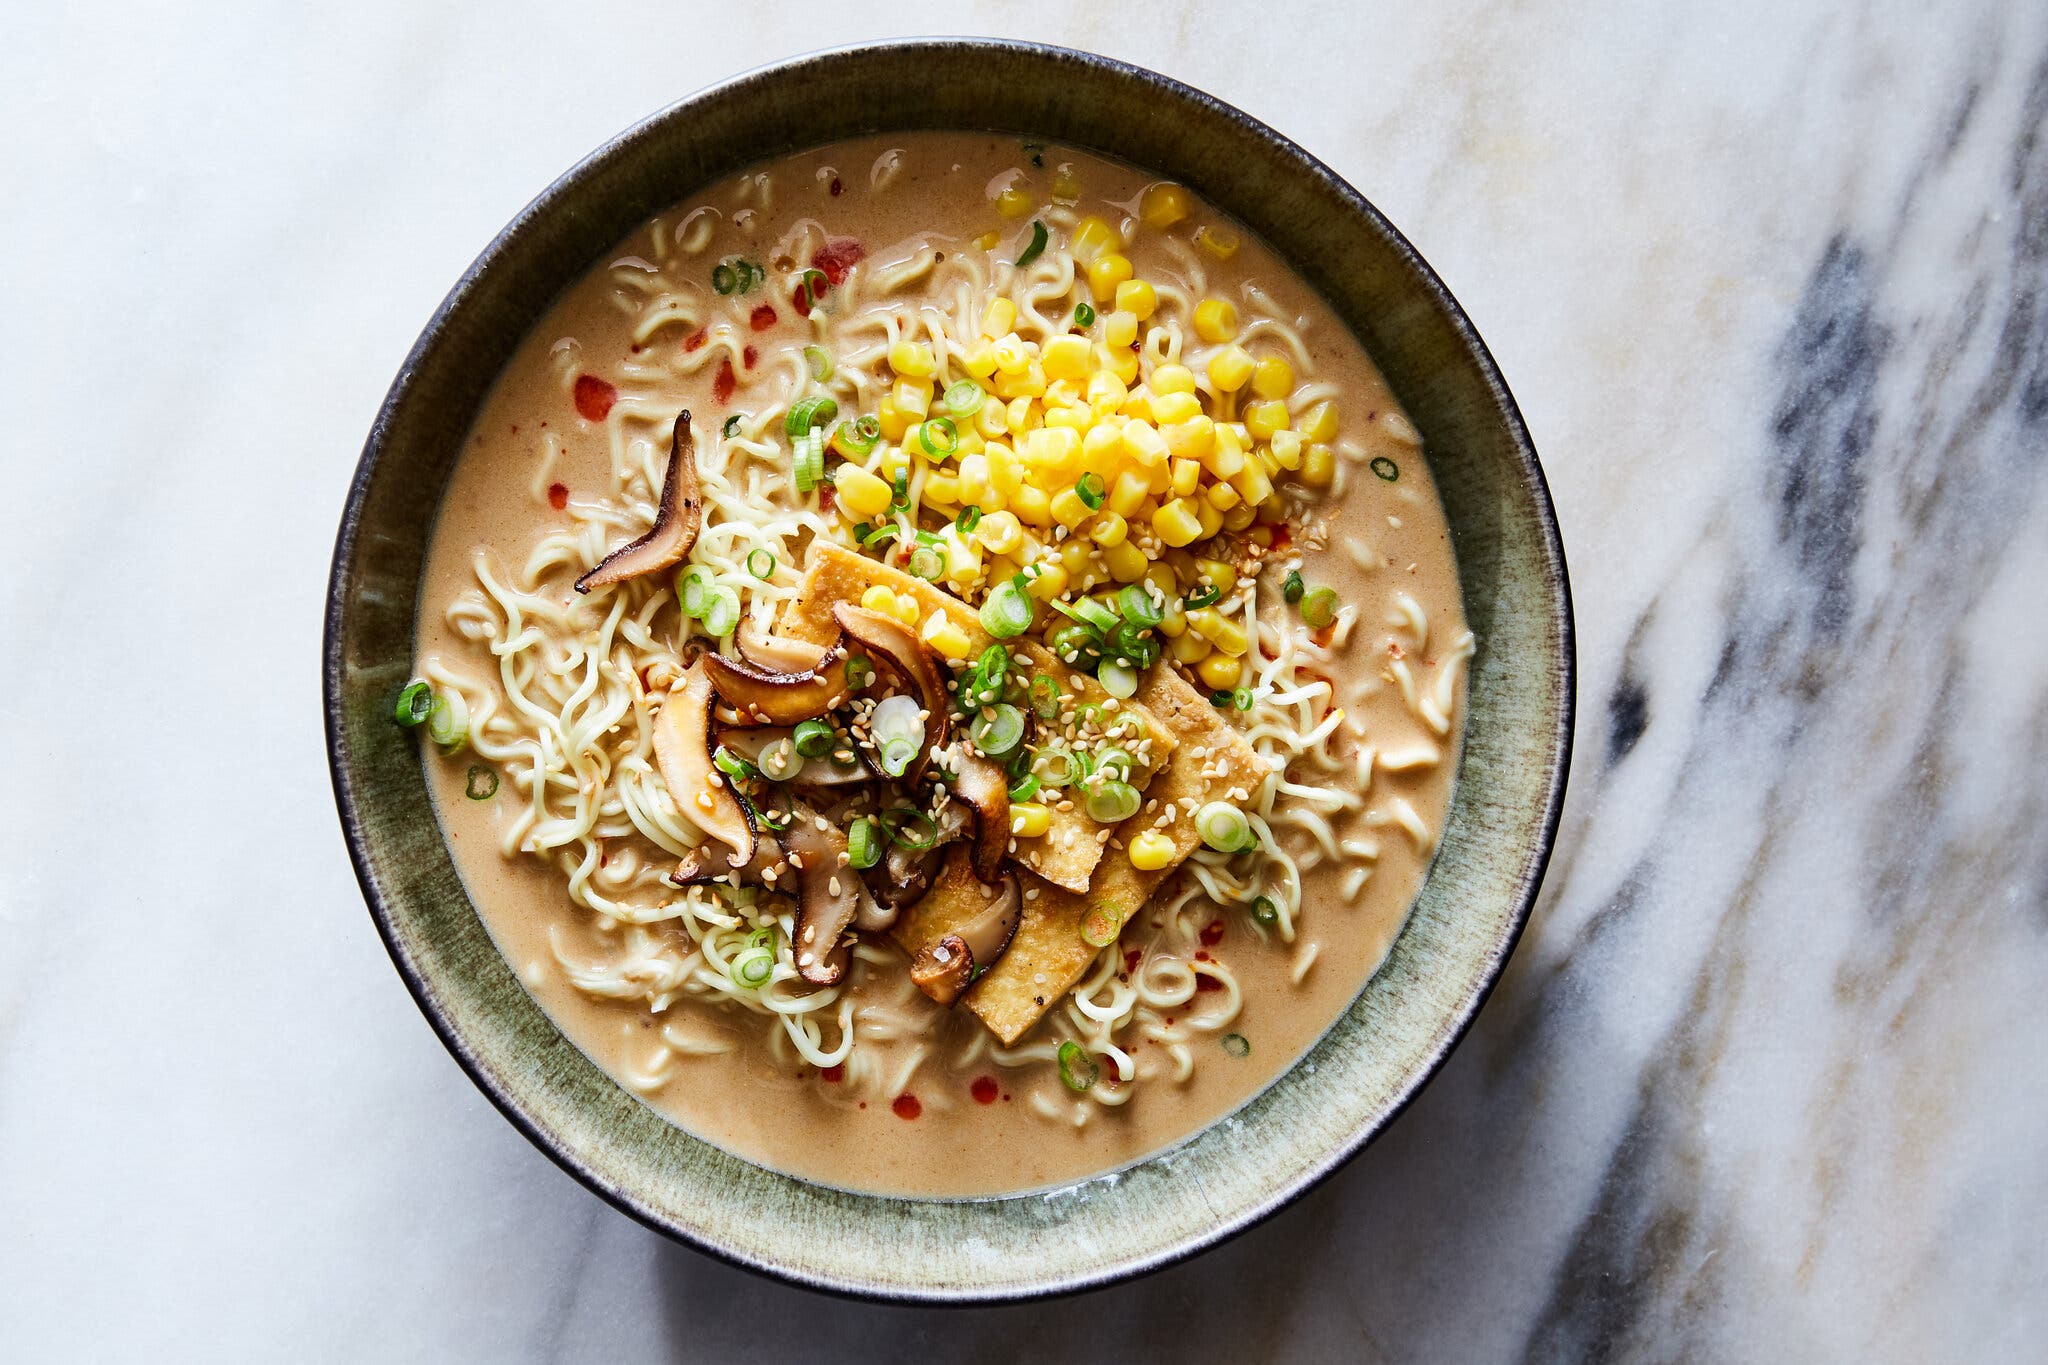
left=5, top=2, right=2045, bottom=1359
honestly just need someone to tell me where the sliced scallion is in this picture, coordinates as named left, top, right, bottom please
left=804, top=345, right=833, bottom=382
left=1371, top=456, right=1400, bottom=482
left=919, top=416, right=960, bottom=457
left=1097, top=660, right=1138, bottom=698
left=1091, top=746, right=1133, bottom=782
left=786, top=395, right=838, bottom=437
left=1008, top=773, right=1040, bottom=803
left=844, top=655, right=874, bottom=691
left=970, top=703, right=1026, bottom=759
left=394, top=679, right=434, bottom=728
left=1029, top=673, right=1063, bottom=721
left=1073, top=301, right=1096, bottom=328
left=1046, top=621, right=1100, bottom=664
left=847, top=817, right=881, bottom=870
left=1075, top=471, right=1105, bottom=510
left=879, top=737, right=918, bottom=779
left=1196, top=801, right=1255, bottom=854
left=1032, top=746, right=1079, bottom=789
left=1056, top=1040, right=1099, bottom=1092
left=955, top=505, right=982, bottom=535
left=1221, top=1033, right=1251, bottom=1058
left=746, top=548, right=776, bottom=580
left=1080, top=903, right=1122, bottom=948
left=942, top=380, right=985, bottom=419
left=757, top=737, right=800, bottom=782
left=678, top=564, right=715, bottom=619
left=1299, top=587, right=1339, bottom=630
left=1283, top=570, right=1305, bottom=604
left=792, top=719, right=836, bottom=758
left=426, top=691, right=468, bottom=750
left=1085, top=779, right=1140, bottom=824
left=711, top=261, right=738, bottom=295
left=1231, top=687, right=1254, bottom=711
left=1183, top=584, right=1222, bottom=610
left=1250, top=895, right=1280, bottom=927
left=882, top=807, right=939, bottom=850
left=723, top=413, right=745, bottom=439
left=1015, top=220, right=1049, bottom=268
left=702, top=587, right=741, bottom=638
left=979, top=580, right=1035, bottom=639
left=907, top=544, right=948, bottom=581
left=890, top=468, right=910, bottom=510
left=464, top=765, right=498, bottom=801
left=798, top=268, right=829, bottom=308
left=834, top=415, right=882, bottom=458
left=712, top=745, right=759, bottom=783
left=1055, top=595, right=1119, bottom=634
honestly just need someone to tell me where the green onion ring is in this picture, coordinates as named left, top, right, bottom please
left=919, top=416, right=960, bottom=457
left=464, top=765, right=498, bottom=800
left=785, top=395, right=838, bottom=437
left=722, top=413, right=745, bottom=439
left=1085, top=779, right=1140, bottom=824
left=955, top=505, right=982, bottom=535
left=746, top=548, right=775, bottom=579
left=1015, top=220, right=1049, bottom=268
left=1073, top=301, right=1096, bottom=328
left=1182, top=584, right=1222, bottom=610
left=394, top=679, right=434, bottom=728
left=1221, top=1033, right=1251, bottom=1058
left=1371, top=456, right=1400, bottom=482
left=970, top=703, right=1026, bottom=759
left=792, top=719, right=836, bottom=758
left=847, top=817, right=882, bottom=870
left=1056, top=1040, right=1100, bottom=1091
left=1075, top=471, right=1106, bottom=510
left=942, top=380, right=984, bottom=418
left=425, top=691, right=468, bottom=750
left=803, top=345, right=833, bottom=382
left=1283, top=570, right=1305, bottom=604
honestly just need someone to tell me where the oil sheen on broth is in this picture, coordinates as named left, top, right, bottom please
left=414, top=135, right=1469, bottom=1198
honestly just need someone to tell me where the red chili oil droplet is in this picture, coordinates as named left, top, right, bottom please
left=743, top=344, right=759, bottom=369
left=683, top=329, right=707, bottom=353
left=971, top=1076, right=1000, bottom=1105
left=547, top=482, right=569, bottom=510
left=820, top=1064, right=844, bottom=1084
left=712, top=358, right=736, bottom=404
left=1123, top=947, right=1143, bottom=973
left=1200, top=920, right=1225, bottom=946
left=749, top=304, right=777, bottom=331
left=1195, top=950, right=1211, bottom=963
left=1196, top=975, right=1224, bottom=993
left=818, top=483, right=835, bottom=512
left=813, top=237, right=866, bottom=285
left=829, top=176, right=844, bottom=197
left=1269, top=524, right=1293, bottom=552
left=572, top=374, right=616, bottom=422
left=892, top=1093, right=922, bottom=1120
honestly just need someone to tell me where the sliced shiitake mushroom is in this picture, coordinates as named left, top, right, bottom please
left=736, top=620, right=831, bottom=674
left=575, top=410, right=701, bottom=593
left=947, top=751, right=1012, bottom=885
left=701, top=647, right=853, bottom=726
left=909, top=870, right=1022, bottom=1007
left=867, top=803, right=970, bottom=913
left=831, top=603, right=949, bottom=784
left=651, top=659, right=755, bottom=866
left=783, top=806, right=878, bottom=987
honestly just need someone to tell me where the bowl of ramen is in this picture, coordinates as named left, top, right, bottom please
left=327, top=39, right=1572, bottom=1299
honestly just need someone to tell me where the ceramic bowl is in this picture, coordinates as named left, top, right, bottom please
left=326, top=38, right=1573, bottom=1301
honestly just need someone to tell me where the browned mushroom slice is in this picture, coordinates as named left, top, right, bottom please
left=947, top=751, right=1012, bottom=884
left=909, top=873, right=1021, bottom=1006
left=783, top=807, right=877, bottom=987
left=736, top=620, right=831, bottom=674
left=701, top=647, right=852, bottom=726
left=651, top=660, right=755, bottom=866
left=574, top=411, right=701, bottom=593
left=831, top=603, right=949, bottom=784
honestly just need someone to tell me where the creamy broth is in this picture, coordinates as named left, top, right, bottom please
left=414, top=134, right=1468, bottom=1197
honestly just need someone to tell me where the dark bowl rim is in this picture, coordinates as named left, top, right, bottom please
left=325, top=35, right=1576, bottom=1304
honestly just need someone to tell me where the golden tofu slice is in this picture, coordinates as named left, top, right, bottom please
left=961, top=664, right=1269, bottom=1045
left=779, top=541, right=1176, bottom=892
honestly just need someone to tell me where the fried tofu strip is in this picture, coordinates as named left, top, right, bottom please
left=779, top=542, right=1175, bottom=892
left=957, top=663, right=1269, bottom=1045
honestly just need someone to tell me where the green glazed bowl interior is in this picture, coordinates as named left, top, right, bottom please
left=326, top=39, right=1573, bottom=1302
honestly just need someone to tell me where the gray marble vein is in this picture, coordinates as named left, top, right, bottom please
left=3, top=1, right=2045, bottom=1361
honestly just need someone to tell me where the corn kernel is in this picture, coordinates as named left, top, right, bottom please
left=1152, top=498, right=1204, bottom=547
left=1189, top=607, right=1247, bottom=656
left=1012, top=484, right=1053, bottom=526
left=991, top=334, right=1030, bottom=375
left=1057, top=537, right=1094, bottom=577
left=1079, top=422, right=1124, bottom=475
left=1195, top=497, right=1223, bottom=540
left=1010, top=802, right=1052, bottom=838
left=1194, top=558, right=1238, bottom=595
left=1222, top=502, right=1258, bottom=532
left=1043, top=404, right=1090, bottom=435
left=895, top=593, right=923, bottom=626
left=1193, top=298, right=1238, bottom=343
left=1042, top=333, right=1092, bottom=382
left=1197, top=651, right=1245, bottom=690
left=1269, top=429, right=1304, bottom=470
left=1194, top=223, right=1240, bottom=259
left=1244, top=399, right=1289, bottom=441
left=976, top=509, right=1023, bottom=555
left=838, top=467, right=894, bottom=520
left=1258, top=447, right=1282, bottom=478
left=1099, top=342, right=1139, bottom=384
left=1150, top=363, right=1195, bottom=396
left=1146, top=458, right=1174, bottom=496
left=1014, top=563, right=1057, bottom=601
left=989, top=444, right=1025, bottom=496
left=973, top=229, right=1000, bottom=252
left=1051, top=165, right=1082, bottom=201
left=893, top=378, right=932, bottom=417
left=1069, top=215, right=1119, bottom=265
left=923, top=473, right=961, bottom=506
left=1203, top=436, right=1246, bottom=481
left=1127, top=830, right=1177, bottom=872
left=1149, top=390, right=1202, bottom=425
left=1084, top=510, right=1128, bottom=548
left=1155, top=578, right=1188, bottom=638
left=983, top=298, right=1017, bottom=338
left=1085, top=371, right=1129, bottom=418
left=1252, top=357, right=1295, bottom=400
left=1139, top=183, right=1190, bottom=230
left=1258, top=493, right=1288, bottom=523
left=1121, top=419, right=1169, bottom=467
left=1234, top=458, right=1274, bottom=508
left=964, top=344, right=1000, bottom=380
left=1114, top=279, right=1158, bottom=321
left=1170, top=457, right=1202, bottom=498
left=1049, top=487, right=1093, bottom=529
left=1207, top=346, right=1254, bottom=393
left=921, top=613, right=973, bottom=662
left=876, top=396, right=909, bottom=441
left=1102, top=309, right=1140, bottom=349
left=995, top=185, right=1035, bottom=219
left=1107, top=468, right=1151, bottom=518
left=1162, top=415, right=1216, bottom=461
left=1206, top=480, right=1241, bottom=511
left=860, top=583, right=898, bottom=614
left=1087, top=252, right=1134, bottom=302
left=1103, top=540, right=1149, bottom=583
left=1000, top=396, right=1034, bottom=435
left=1024, top=426, right=1080, bottom=470
left=1167, top=629, right=1212, bottom=664
left=890, top=340, right=936, bottom=378
left=1298, top=399, right=1339, bottom=443
left=1301, top=443, right=1336, bottom=489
